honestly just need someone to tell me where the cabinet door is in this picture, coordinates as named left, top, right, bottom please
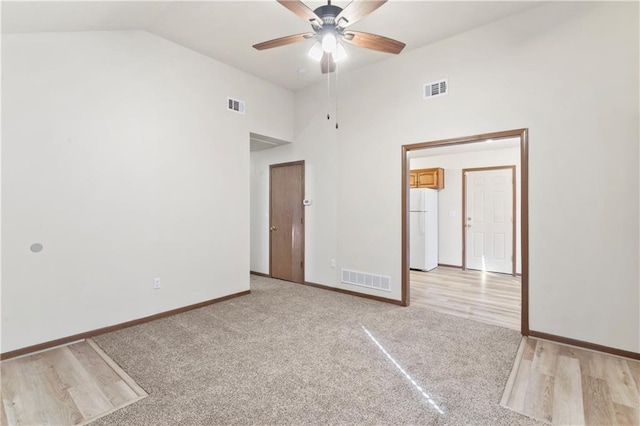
left=417, top=170, right=435, bottom=187
left=416, top=168, right=444, bottom=189
left=409, top=171, right=418, bottom=188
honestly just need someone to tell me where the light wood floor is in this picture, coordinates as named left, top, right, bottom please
left=502, top=337, right=640, bottom=425
left=1, top=339, right=147, bottom=426
left=410, top=266, right=521, bottom=330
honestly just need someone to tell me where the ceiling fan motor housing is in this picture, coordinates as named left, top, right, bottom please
left=313, top=4, right=342, bottom=26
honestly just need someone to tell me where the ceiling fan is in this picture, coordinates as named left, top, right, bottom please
left=253, top=0, right=406, bottom=74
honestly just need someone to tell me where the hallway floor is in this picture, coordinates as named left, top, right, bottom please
left=410, top=266, right=521, bottom=330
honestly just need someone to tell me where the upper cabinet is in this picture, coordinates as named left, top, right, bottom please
left=410, top=167, right=444, bottom=189
left=409, top=172, right=417, bottom=188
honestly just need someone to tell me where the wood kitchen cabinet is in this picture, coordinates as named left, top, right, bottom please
left=409, top=171, right=417, bottom=188
left=409, top=167, right=444, bottom=189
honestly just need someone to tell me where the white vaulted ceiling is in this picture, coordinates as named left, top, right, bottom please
left=2, top=1, right=542, bottom=91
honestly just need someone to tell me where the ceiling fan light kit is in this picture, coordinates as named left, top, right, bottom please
left=321, top=32, right=337, bottom=53
left=309, top=33, right=347, bottom=63
left=333, top=43, right=347, bottom=63
left=308, top=41, right=324, bottom=61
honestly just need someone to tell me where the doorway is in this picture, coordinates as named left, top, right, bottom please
left=270, top=160, right=305, bottom=283
left=401, top=129, right=529, bottom=335
left=463, top=166, right=516, bottom=275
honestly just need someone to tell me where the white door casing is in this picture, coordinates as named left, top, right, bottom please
left=464, top=167, right=514, bottom=274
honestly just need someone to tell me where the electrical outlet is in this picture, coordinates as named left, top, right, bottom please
left=330, top=259, right=336, bottom=268
left=153, top=277, right=161, bottom=289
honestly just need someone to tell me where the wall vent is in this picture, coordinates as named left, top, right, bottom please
left=423, top=79, right=448, bottom=99
left=227, top=97, right=245, bottom=114
left=341, top=269, right=391, bottom=292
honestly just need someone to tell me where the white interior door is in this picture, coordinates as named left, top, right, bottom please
left=465, top=168, right=514, bottom=274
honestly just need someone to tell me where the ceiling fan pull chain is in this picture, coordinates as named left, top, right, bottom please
left=327, top=66, right=331, bottom=120
left=335, top=63, right=339, bottom=129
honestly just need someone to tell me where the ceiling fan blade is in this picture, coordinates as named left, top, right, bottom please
left=277, top=0, right=323, bottom=26
left=335, top=0, right=387, bottom=28
left=321, top=53, right=336, bottom=74
left=343, top=31, right=405, bottom=54
left=253, top=33, right=314, bottom=50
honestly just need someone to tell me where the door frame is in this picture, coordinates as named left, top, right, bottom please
left=462, top=165, right=517, bottom=276
left=401, top=129, right=529, bottom=336
left=269, top=160, right=305, bottom=283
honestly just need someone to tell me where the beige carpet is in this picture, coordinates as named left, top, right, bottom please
left=92, top=275, right=542, bottom=425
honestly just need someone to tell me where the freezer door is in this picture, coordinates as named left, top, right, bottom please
left=425, top=187, right=438, bottom=210
left=410, top=188, right=425, bottom=211
left=410, top=211, right=426, bottom=270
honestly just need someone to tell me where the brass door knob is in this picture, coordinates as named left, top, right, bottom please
left=270, top=226, right=276, bottom=231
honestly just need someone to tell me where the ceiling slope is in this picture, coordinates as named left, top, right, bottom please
left=2, top=1, right=542, bottom=91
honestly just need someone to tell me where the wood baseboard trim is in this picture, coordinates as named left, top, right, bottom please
left=302, top=281, right=404, bottom=306
left=249, top=271, right=271, bottom=278
left=0, top=290, right=251, bottom=361
left=528, top=330, right=640, bottom=361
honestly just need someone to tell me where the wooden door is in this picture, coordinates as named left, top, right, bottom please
left=463, top=167, right=515, bottom=274
left=270, top=161, right=305, bottom=283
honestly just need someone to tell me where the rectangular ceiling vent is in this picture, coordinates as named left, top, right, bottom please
left=227, top=97, right=246, bottom=114
left=424, top=79, right=448, bottom=100
left=341, top=269, right=391, bottom=292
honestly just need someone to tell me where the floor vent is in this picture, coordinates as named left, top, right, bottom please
left=227, top=97, right=245, bottom=114
left=424, top=79, right=448, bottom=99
left=341, top=269, right=391, bottom=292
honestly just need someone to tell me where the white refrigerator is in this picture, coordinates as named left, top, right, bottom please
left=410, top=188, right=438, bottom=271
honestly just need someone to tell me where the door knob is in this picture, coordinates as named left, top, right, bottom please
left=270, top=226, right=276, bottom=231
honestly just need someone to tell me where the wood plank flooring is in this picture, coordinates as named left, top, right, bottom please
left=502, top=337, right=640, bottom=425
left=1, top=339, right=147, bottom=426
left=410, top=266, right=521, bottom=330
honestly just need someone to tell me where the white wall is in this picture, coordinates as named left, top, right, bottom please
left=250, top=84, right=339, bottom=286
left=252, top=2, right=639, bottom=352
left=1, top=30, right=294, bottom=353
left=411, top=147, right=521, bottom=272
